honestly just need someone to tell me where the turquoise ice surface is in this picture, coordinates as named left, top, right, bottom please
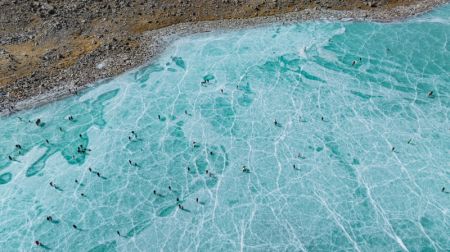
left=0, top=4, right=449, bottom=251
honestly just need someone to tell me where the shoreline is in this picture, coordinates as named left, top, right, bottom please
left=1, top=0, right=448, bottom=117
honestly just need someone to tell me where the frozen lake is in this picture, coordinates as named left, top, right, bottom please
left=0, top=4, right=449, bottom=251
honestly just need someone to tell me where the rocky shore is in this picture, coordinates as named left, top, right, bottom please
left=0, top=0, right=448, bottom=115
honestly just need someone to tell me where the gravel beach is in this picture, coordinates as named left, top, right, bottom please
left=0, top=0, right=448, bottom=115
